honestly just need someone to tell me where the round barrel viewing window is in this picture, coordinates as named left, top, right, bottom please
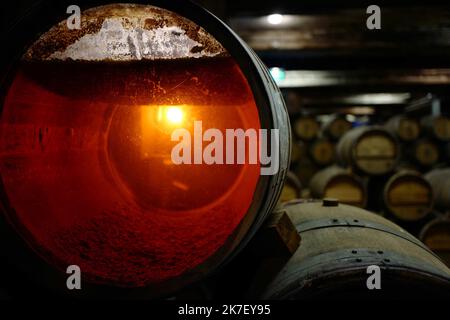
left=0, top=2, right=289, bottom=297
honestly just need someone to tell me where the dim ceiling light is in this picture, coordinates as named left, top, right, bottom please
left=165, top=106, right=184, bottom=124
left=343, top=93, right=411, bottom=105
left=269, top=67, right=286, bottom=81
left=267, top=14, right=283, bottom=25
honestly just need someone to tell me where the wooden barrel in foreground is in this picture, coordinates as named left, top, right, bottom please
left=336, top=126, right=399, bottom=176
left=258, top=200, right=450, bottom=299
left=309, top=166, right=366, bottom=207
left=425, top=168, right=450, bottom=211
left=385, top=115, right=420, bottom=142
left=420, top=216, right=450, bottom=267
left=421, top=115, right=450, bottom=142
left=382, top=170, right=433, bottom=222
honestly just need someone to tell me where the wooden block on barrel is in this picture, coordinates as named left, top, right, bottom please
left=249, top=210, right=301, bottom=259
left=244, top=210, right=302, bottom=298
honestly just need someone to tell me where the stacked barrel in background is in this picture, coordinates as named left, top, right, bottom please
left=283, top=113, right=450, bottom=267
left=290, top=115, right=350, bottom=198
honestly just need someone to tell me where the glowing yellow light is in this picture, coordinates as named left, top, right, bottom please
left=165, top=106, right=184, bottom=124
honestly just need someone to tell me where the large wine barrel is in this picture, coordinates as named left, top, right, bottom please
left=0, top=2, right=290, bottom=298
left=308, top=138, right=335, bottom=167
left=411, top=139, right=441, bottom=168
left=425, top=168, right=450, bottom=210
left=385, top=115, right=420, bottom=142
left=382, top=170, right=433, bottom=222
left=336, top=126, right=399, bottom=176
left=420, top=216, right=450, bottom=267
left=421, top=115, right=450, bottom=142
left=293, top=116, right=320, bottom=141
left=258, top=200, right=450, bottom=299
left=322, top=114, right=352, bottom=141
left=309, top=166, right=366, bottom=207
